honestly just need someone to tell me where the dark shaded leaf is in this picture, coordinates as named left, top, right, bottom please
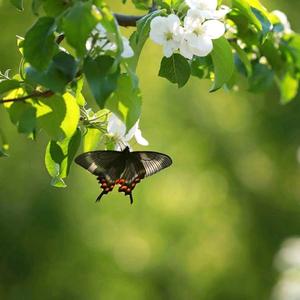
left=23, top=17, right=58, bottom=70
left=159, top=54, right=191, bottom=88
left=84, top=56, right=119, bottom=108
left=248, top=63, right=274, bottom=92
left=63, top=2, right=101, bottom=56
left=0, top=80, right=21, bottom=96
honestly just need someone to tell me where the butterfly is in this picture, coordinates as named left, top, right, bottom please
left=75, top=146, right=172, bottom=204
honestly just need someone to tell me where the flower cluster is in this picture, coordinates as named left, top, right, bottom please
left=86, top=24, right=134, bottom=58
left=150, top=0, right=230, bottom=59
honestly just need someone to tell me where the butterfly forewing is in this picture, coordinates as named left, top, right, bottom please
left=132, top=151, right=172, bottom=177
left=75, top=151, right=124, bottom=177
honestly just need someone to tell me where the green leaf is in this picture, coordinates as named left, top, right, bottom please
left=23, top=17, right=58, bottom=71
left=17, top=106, right=37, bottom=134
left=0, top=80, right=21, bottom=96
left=231, top=43, right=252, bottom=77
left=7, top=102, right=37, bottom=134
left=32, top=0, right=42, bottom=15
left=287, top=34, right=300, bottom=70
left=106, top=74, right=142, bottom=130
left=45, top=128, right=81, bottom=187
left=232, top=0, right=262, bottom=31
left=84, top=128, right=102, bottom=152
left=210, top=37, right=235, bottom=92
left=260, top=38, right=283, bottom=73
left=62, top=2, right=101, bottom=57
left=251, top=7, right=272, bottom=41
left=277, top=72, right=299, bottom=104
left=159, top=54, right=191, bottom=88
left=132, top=0, right=151, bottom=10
left=84, top=56, right=119, bottom=108
left=26, top=51, right=77, bottom=93
left=52, top=52, right=78, bottom=82
left=42, top=0, right=71, bottom=16
left=191, top=57, right=212, bottom=79
left=10, top=0, right=23, bottom=11
left=128, top=10, right=161, bottom=71
left=36, top=93, right=80, bottom=140
left=248, top=63, right=274, bottom=92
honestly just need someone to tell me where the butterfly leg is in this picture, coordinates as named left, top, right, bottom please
left=96, top=190, right=107, bottom=202
left=129, top=193, right=133, bottom=205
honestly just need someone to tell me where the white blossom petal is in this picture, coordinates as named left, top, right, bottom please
left=186, top=0, right=217, bottom=10
left=202, top=20, right=225, bottom=39
left=134, top=129, right=149, bottom=146
left=191, top=35, right=213, bottom=57
left=107, top=114, right=126, bottom=138
left=121, top=37, right=134, bottom=58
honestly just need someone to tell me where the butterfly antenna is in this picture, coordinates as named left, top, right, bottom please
left=129, top=193, right=134, bottom=205
left=96, top=190, right=106, bottom=203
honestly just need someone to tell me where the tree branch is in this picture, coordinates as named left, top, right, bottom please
left=114, top=1, right=158, bottom=27
left=114, top=13, right=144, bottom=27
left=0, top=90, right=54, bottom=104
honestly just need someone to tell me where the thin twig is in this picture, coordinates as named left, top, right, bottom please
left=0, top=90, right=54, bottom=104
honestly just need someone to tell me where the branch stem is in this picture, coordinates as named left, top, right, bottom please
left=0, top=90, right=54, bottom=104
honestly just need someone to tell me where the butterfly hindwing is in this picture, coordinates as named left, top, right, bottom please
left=116, top=156, right=147, bottom=203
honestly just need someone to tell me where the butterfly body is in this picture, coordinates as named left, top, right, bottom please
left=75, top=146, right=172, bottom=204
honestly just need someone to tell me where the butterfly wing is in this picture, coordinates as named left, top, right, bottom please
left=131, top=151, right=172, bottom=177
left=75, top=151, right=126, bottom=201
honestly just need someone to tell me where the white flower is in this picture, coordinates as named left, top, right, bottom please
left=186, top=0, right=230, bottom=20
left=272, top=10, right=292, bottom=34
left=86, top=24, right=134, bottom=58
left=150, top=14, right=183, bottom=57
left=107, top=113, right=149, bottom=150
left=180, top=9, right=225, bottom=59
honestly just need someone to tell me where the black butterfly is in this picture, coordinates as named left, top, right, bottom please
left=75, top=146, right=172, bottom=204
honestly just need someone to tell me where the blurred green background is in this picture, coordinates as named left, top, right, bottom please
left=1, top=1, right=300, bottom=299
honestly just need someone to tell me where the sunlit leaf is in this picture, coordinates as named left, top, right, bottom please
left=83, top=128, right=102, bottom=152
left=232, top=0, right=262, bottom=30
left=277, top=72, right=299, bottom=104
left=36, top=93, right=80, bottom=140
left=45, top=128, right=81, bottom=187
